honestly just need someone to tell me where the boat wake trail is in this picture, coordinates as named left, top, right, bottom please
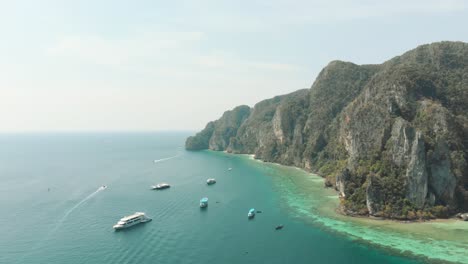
left=153, top=154, right=181, bottom=164
left=20, top=186, right=106, bottom=262
left=52, top=186, right=106, bottom=233
left=59, top=186, right=106, bottom=224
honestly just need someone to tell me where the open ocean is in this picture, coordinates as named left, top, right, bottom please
left=1, top=132, right=464, bottom=264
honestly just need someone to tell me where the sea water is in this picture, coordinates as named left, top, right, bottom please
left=0, top=132, right=464, bottom=264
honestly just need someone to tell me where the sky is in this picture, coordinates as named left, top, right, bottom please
left=0, top=0, right=467, bottom=132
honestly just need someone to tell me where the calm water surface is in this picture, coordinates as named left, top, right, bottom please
left=0, top=133, right=453, bottom=264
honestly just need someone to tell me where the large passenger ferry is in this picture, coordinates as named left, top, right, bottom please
left=113, top=212, right=152, bottom=230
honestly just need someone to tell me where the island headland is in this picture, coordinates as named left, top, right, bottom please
left=185, top=41, right=468, bottom=221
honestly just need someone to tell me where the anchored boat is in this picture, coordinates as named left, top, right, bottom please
left=151, top=183, right=170, bottom=190
left=275, top=225, right=284, bottom=230
left=248, top=208, right=255, bottom=219
left=206, top=178, right=216, bottom=185
left=200, top=197, right=208, bottom=208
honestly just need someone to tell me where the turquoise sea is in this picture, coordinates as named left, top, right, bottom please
left=0, top=133, right=465, bottom=264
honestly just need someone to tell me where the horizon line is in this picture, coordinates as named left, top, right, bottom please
left=0, top=129, right=197, bottom=134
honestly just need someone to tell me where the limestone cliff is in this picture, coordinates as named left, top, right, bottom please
left=186, top=41, right=468, bottom=220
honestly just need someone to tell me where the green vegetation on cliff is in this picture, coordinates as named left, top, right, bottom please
left=185, top=122, right=215, bottom=150
left=186, top=41, right=468, bottom=220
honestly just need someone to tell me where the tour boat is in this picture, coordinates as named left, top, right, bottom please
left=200, top=197, right=208, bottom=208
left=206, top=178, right=216, bottom=185
left=113, top=212, right=152, bottom=230
left=151, top=183, right=170, bottom=190
left=248, top=208, right=255, bottom=219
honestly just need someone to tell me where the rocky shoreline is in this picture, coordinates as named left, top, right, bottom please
left=186, top=41, right=468, bottom=221
left=225, top=150, right=468, bottom=264
left=245, top=151, right=467, bottom=222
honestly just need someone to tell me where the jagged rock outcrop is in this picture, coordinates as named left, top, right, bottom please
left=336, top=168, right=351, bottom=198
left=185, top=122, right=215, bottom=150
left=429, top=138, right=457, bottom=204
left=366, top=175, right=384, bottom=216
left=208, top=105, right=251, bottom=151
left=185, top=106, right=250, bottom=151
left=186, top=41, right=468, bottom=219
left=405, top=131, right=428, bottom=208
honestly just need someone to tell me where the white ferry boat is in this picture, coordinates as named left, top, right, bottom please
left=113, top=212, right=152, bottom=230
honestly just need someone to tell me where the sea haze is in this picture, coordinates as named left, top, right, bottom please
left=0, top=132, right=422, bottom=264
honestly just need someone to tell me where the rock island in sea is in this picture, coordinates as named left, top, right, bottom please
left=185, top=41, right=468, bottom=221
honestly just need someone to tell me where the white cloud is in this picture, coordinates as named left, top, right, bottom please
left=182, top=0, right=468, bottom=30
left=3, top=0, right=466, bottom=131
left=196, top=52, right=305, bottom=72
left=46, top=32, right=204, bottom=66
left=0, top=31, right=310, bottom=131
left=268, top=0, right=462, bottom=24
left=46, top=32, right=306, bottom=74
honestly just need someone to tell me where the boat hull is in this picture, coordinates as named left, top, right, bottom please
left=200, top=198, right=209, bottom=208
left=113, top=217, right=152, bottom=230
left=152, top=184, right=170, bottom=190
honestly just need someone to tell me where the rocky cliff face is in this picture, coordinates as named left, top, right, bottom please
left=185, top=41, right=468, bottom=220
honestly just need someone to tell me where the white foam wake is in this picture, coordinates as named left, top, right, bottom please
left=153, top=154, right=181, bottom=163
left=59, top=186, right=105, bottom=223
left=21, top=186, right=106, bottom=260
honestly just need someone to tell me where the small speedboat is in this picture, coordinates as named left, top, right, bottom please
left=200, top=197, right=208, bottom=208
left=101, top=185, right=107, bottom=189
left=151, top=183, right=170, bottom=190
left=206, top=178, right=216, bottom=185
left=248, top=208, right=255, bottom=219
left=275, top=224, right=284, bottom=230
left=228, top=168, right=232, bottom=171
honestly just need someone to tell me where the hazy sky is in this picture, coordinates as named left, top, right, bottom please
left=1, top=0, right=467, bottom=132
